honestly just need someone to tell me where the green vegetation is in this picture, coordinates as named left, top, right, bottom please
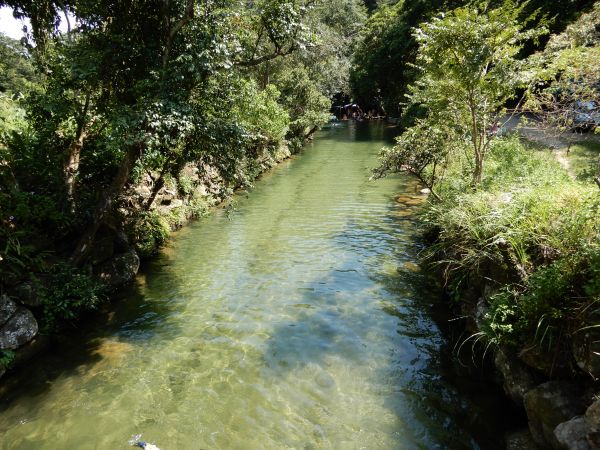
left=373, top=1, right=600, bottom=367
left=423, top=136, right=599, bottom=350
left=351, top=0, right=596, bottom=117
left=0, top=0, right=598, bottom=382
left=0, top=350, right=15, bottom=371
left=0, top=0, right=366, bottom=331
left=39, top=263, right=103, bottom=332
left=374, top=1, right=544, bottom=190
left=571, top=141, right=600, bottom=181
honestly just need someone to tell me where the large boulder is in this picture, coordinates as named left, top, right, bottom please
left=495, top=348, right=538, bottom=406
left=519, top=345, right=573, bottom=378
left=89, top=235, right=115, bottom=266
left=0, top=294, right=18, bottom=326
left=585, top=399, right=600, bottom=449
left=95, top=249, right=140, bottom=290
left=524, top=381, right=586, bottom=449
left=0, top=307, right=38, bottom=350
left=554, top=417, right=590, bottom=450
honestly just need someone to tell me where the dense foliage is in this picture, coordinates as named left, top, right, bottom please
left=373, top=1, right=600, bottom=372
left=351, top=0, right=597, bottom=117
left=424, top=137, right=599, bottom=357
left=374, top=2, right=544, bottom=190
left=0, top=0, right=366, bottom=330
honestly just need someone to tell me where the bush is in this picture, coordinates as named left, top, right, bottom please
left=40, top=263, right=103, bottom=332
left=127, top=211, right=171, bottom=259
left=424, top=136, right=600, bottom=349
left=0, top=350, right=15, bottom=370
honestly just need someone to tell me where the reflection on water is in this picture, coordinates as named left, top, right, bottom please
left=0, top=122, right=511, bottom=449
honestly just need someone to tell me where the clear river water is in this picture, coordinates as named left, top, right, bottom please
left=0, top=122, right=515, bottom=449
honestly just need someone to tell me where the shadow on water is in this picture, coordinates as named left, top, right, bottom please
left=261, top=193, right=523, bottom=449
left=0, top=121, right=524, bottom=449
left=323, top=120, right=399, bottom=144
left=0, top=252, right=187, bottom=414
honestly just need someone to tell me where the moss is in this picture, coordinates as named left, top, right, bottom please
left=127, top=211, right=171, bottom=259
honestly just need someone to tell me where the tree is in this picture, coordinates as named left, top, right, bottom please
left=1, top=0, right=350, bottom=270
left=376, top=1, right=544, bottom=188
left=350, top=0, right=465, bottom=116
left=526, top=2, right=600, bottom=188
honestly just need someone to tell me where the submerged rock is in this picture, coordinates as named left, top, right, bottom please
left=402, top=261, right=421, bottom=273
left=0, top=307, right=38, bottom=350
left=524, top=381, right=585, bottom=449
left=394, top=195, right=423, bottom=206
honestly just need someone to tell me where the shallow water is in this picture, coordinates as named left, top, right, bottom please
left=0, top=122, right=511, bottom=449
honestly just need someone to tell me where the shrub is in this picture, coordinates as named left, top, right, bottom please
left=39, top=263, right=103, bottom=333
left=0, top=350, right=16, bottom=370
left=127, top=211, right=171, bottom=259
left=424, top=136, right=600, bottom=350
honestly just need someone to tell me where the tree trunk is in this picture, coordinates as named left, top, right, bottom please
left=64, top=92, right=92, bottom=211
left=473, top=150, right=484, bottom=186
left=304, top=125, right=318, bottom=140
left=70, top=143, right=142, bottom=266
left=145, top=171, right=166, bottom=210
left=64, top=129, right=87, bottom=212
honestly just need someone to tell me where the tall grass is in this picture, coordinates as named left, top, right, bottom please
left=424, top=135, right=600, bottom=350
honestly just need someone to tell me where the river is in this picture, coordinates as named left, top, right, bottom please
left=0, top=122, right=515, bottom=449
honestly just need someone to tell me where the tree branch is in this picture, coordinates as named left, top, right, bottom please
left=162, top=0, right=195, bottom=67
left=236, top=44, right=298, bottom=67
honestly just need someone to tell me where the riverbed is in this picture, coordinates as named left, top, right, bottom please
left=0, top=122, right=514, bottom=449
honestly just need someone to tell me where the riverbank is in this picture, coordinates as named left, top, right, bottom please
left=419, top=134, right=600, bottom=449
left=0, top=141, right=295, bottom=380
left=0, top=121, right=520, bottom=449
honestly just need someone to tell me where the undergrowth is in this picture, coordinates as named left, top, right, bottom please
left=424, top=135, right=600, bottom=352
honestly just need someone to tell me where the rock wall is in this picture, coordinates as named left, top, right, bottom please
left=455, top=276, right=600, bottom=450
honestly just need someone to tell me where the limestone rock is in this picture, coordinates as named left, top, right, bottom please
left=9, top=282, right=41, bottom=307
left=0, top=307, right=38, bottom=350
left=519, top=345, right=572, bottom=378
left=0, top=294, right=18, bottom=326
left=160, top=198, right=183, bottom=209
left=554, top=416, right=590, bottom=450
left=113, top=231, right=131, bottom=254
left=505, top=429, right=539, bottom=450
left=572, top=316, right=600, bottom=380
left=133, top=185, right=152, bottom=199
left=95, top=249, right=140, bottom=290
left=495, top=348, right=537, bottom=406
left=524, top=381, right=585, bottom=449
left=585, top=399, right=600, bottom=449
